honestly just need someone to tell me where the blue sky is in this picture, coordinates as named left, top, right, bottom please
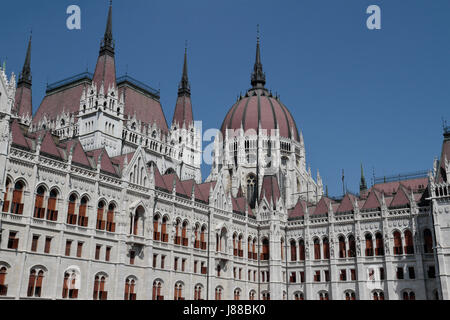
left=1, top=0, right=449, bottom=197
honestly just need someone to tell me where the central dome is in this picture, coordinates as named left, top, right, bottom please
left=220, top=34, right=300, bottom=142
left=220, top=89, right=300, bottom=142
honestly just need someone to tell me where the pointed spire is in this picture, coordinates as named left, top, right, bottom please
left=360, top=162, right=367, bottom=192
left=178, top=42, right=191, bottom=96
left=18, top=34, right=32, bottom=86
left=250, top=25, right=266, bottom=89
left=100, top=1, right=114, bottom=55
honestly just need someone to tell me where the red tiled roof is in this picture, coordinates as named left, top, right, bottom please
left=259, top=175, right=281, bottom=207
left=437, top=139, right=450, bottom=183
left=372, top=177, right=428, bottom=195
left=40, top=131, right=64, bottom=159
left=389, top=186, right=410, bottom=208
left=120, top=85, right=169, bottom=133
left=172, top=95, right=193, bottom=128
left=32, top=82, right=86, bottom=124
left=196, top=181, right=217, bottom=203
left=14, top=85, right=32, bottom=118
left=92, top=52, right=116, bottom=93
left=87, top=148, right=117, bottom=176
left=313, top=197, right=331, bottom=216
left=288, top=200, right=306, bottom=219
left=361, top=189, right=382, bottom=211
left=336, top=194, right=356, bottom=213
left=62, top=138, right=91, bottom=168
left=220, top=90, right=300, bottom=142
left=110, top=152, right=135, bottom=169
left=11, top=120, right=31, bottom=150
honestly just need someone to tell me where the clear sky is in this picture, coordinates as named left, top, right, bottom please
left=1, top=0, right=449, bottom=197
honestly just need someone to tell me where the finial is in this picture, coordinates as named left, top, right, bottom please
left=257, top=24, right=260, bottom=43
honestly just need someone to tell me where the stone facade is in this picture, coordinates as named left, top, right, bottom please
left=0, top=4, right=447, bottom=301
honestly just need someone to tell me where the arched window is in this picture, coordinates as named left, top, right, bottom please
left=97, top=201, right=106, bottom=230
left=93, top=275, right=107, bottom=300
left=233, top=233, right=238, bottom=256
left=345, top=291, right=356, bottom=300
left=262, top=292, right=270, bottom=301
left=294, top=292, right=304, bottom=300
left=299, top=239, right=305, bottom=261
left=234, top=288, right=241, bottom=300
left=106, top=204, right=116, bottom=232
left=246, top=174, right=257, bottom=208
left=34, top=186, right=46, bottom=219
left=153, top=215, right=160, bottom=241
left=375, top=233, right=384, bottom=256
left=248, top=236, right=253, bottom=259
left=323, top=237, right=330, bottom=259
left=67, top=194, right=78, bottom=225
left=161, top=216, right=169, bottom=242
left=174, top=283, right=184, bottom=300
left=338, top=236, right=346, bottom=258
left=365, top=234, right=374, bottom=256
left=78, top=196, right=88, bottom=227
left=314, top=238, right=321, bottom=260
left=11, top=181, right=24, bottom=215
left=194, top=225, right=200, bottom=248
left=124, top=278, right=136, bottom=300
left=261, top=238, right=270, bottom=260
left=319, top=292, right=328, bottom=300
left=2, top=179, right=12, bottom=213
left=348, top=235, right=356, bottom=257
left=174, top=220, right=181, bottom=245
left=27, top=269, right=44, bottom=297
left=249, top=290, right=256, bottom=300
left=132, top=206, right=145, bottom=236
left=215, top=287, right=223, bottom=300
left=290, top=240, right=297, bottom=261
left=194, top=285, right=203, bottom=300
left=373, top=290, right=384, bottom=301
left=62, top=271, right=78, bottom=299
left=393, top=231, right=403, bottom=255
left=46, top=189, right=59, bottom=221
left=238, top=235, right=243, bottom=257
left=404, top=230, right=414, bottom=254
left=0, top=267, right=7, bottom=296
left=200, top=225, right=207, bottom=250
left=152, top=280, right=163, bottom=300
left=423, top=229, right=433, bottom=254
left=182, top=221, right=188, bottom=246
left=252, top=238, right=257, bottom=260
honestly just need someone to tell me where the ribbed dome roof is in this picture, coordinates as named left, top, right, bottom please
left=220, top=31, right=300, bottom=142
left=220, top=89, right=300, bottom=142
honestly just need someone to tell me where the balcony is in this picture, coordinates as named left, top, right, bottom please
left=404, top=246, right=414, bottom=255
left=2, top=200, right=10, bottom=213
left=10, top=202, right=23, bottom=215
left=67, top=214, right=77, bottom=225
left=34, top=207, right=45, bottom=219
left=78, top=216, right=88, bottom=227
left=46, top=210, right=58, bottom=221
left=96, top=220, right=106, bottom=230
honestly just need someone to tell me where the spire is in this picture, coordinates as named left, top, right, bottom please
left=178, top=43, right=191, bottom=96
left=100, top=1, right=114, bottom=55
left=14, top=35, right=33, bottom=118
left=360, top=163, right=367, bottom=192
left=92, top=2, right=117, bottom=90
left=18, top=34, right=32, bottom=87
left=250, top=25, right=266, bottom=89
left=172, top=45, right=194, bottom=127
